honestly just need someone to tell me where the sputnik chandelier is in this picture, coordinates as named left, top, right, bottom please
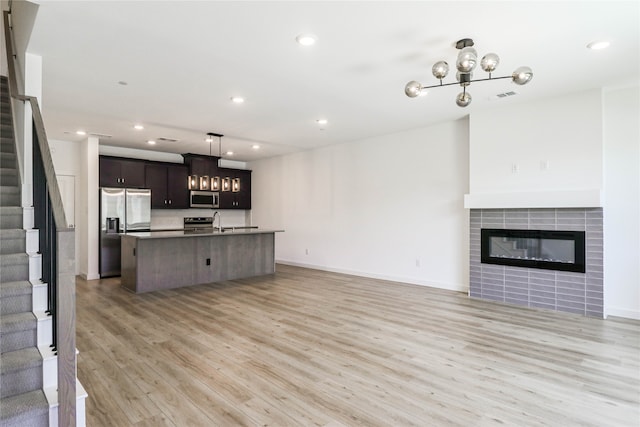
left=404, top=38, right=533, bottom=107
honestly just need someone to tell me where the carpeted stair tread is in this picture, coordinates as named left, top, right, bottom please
left=0, top=347, right=42, bottom=375
left=0, top=280, right=32, bottom=315
left=0, top=142, right=15, bottom=154
left=0, top=206, right=23, bottom=229
left=0, top=347, right=43, bottom=399
left=0, top=206, right=21, bottom=214
left=0, top=152, right=17, bottom=168
left=0, top=185, right=20, bottom=206
left=0, top=252, right=28, bottom=266
left=0, top=312, right=37, bottom=335
left=0, top=228, right=24, bottom=236
left=0, top=280, right=31, bottom=297
left=0, top=184, right=20, bottom=194
left=0, top=119, right=12, bottom=130
left=0, top=228, right=25, bottom=238
left=0, top=229, right=27, bottom=254
left=0, top=168, right=19, bottom=186
left=0, top=390, right=49, bottom=426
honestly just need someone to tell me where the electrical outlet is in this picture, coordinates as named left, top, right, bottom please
left=415, top=258, right=421, bottom=267
left=511, top=163, right=519, bottom=174
left=540, top=160, right=550, bottom=170
left=206, top=258, right=211, bottom=266
left=305, top=248, right=309, bottom=255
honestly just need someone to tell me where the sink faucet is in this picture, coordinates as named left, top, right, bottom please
left=212, top=211, right=222, bottom=231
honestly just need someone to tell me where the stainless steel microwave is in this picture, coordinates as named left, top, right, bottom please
left=190, top=190, right=219, bottom=208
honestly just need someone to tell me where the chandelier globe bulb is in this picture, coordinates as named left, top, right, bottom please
left=404, top=80, right=423, bottom=98
left=432, top=61, right=449, bottom=80
left=480, top=53, right=500, bottom=72
left=456, top=91, right=472, bottom=107
left=512, top=66, right=534, bottom=85
left=456, top=47, right=477, bottom=73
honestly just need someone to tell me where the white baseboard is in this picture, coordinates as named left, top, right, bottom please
left=605, top=307, right=640, bottom=320
left=276, top=259, right=467, bottom=293
left=79, top=273, right=100, bottom=281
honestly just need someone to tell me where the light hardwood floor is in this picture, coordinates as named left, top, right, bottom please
left=76, top=264, right=640, bottom=426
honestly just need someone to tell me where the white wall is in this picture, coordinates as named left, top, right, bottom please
left=250, top=119, right=470, bottom=292
left=1, top=1, right=8, bottom=77
left=50, top=139, right=81, bottom=274
left=77, top=136, right=100, bottom=280
left=603, top=85, right=640, bottom=319
left=469, top=90, right=603, bottom=195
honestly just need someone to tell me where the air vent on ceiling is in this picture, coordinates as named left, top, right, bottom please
left=88, top=132, right=112, bottom=138
left=495, top=91, right=518, bottom=99
left=157, top=137, right=178, bottom=143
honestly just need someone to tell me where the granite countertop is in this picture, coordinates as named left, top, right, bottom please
left=124, top=228, right=284, bottom=239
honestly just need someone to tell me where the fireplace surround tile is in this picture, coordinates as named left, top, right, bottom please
left=469, top=208, right=603, bottom=317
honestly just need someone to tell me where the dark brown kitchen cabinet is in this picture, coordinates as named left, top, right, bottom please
left=99, top=156, right=146, bottom=188
left=182, top=154, right=219, bottom=178
left=219, top=168, right=251, bottom=209
left=144, top=163, right=189, bottom=209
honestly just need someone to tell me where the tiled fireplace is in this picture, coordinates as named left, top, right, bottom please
left=469, top=208, right=603, bottom=317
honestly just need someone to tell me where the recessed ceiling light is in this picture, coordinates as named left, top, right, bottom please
left=147, top=140, right=156, bottom=145
left=296, top=34, right=317, bottom=46
left=76, top=130, right=86, bottom=136
left=317, top=119, right=328, bottom=125
left=231, top=96, right=245, bottom=104
left=133, top=124, right=144, bottom=130
left=587, top=40, right=610, bottom=50
left=226, top=151, right=234, bottom=156
left=252, top=144, right=260, bottom=150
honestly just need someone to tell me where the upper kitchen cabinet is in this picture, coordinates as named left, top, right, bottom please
left=145, top=162, right=189, bottom=209
left=182, top=154, right=220, bottom=178
left=99, top=156, right=146, bottom=188
left=219, top=168, right=251, bottom=209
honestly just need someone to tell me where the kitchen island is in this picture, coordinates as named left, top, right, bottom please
left=120, top=228, right=283, bottom=293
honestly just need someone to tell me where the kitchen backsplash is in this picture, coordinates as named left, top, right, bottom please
left=150, top=209, right=250, bottom=230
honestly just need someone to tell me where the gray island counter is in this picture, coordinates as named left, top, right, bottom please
left=120, top=228, right=283, bottom=293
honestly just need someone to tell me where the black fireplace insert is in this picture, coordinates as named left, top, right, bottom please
left=481, top=229, right=586, bottom=273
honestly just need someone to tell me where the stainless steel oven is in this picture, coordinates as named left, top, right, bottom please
left=190, top=190, right=219, bottom=208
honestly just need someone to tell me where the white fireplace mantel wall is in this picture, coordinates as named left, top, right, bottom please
left=467, top=89, right=604, bottom=207
left=467, top=87, right=640, bottom=319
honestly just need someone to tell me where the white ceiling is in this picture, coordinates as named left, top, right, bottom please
left=24, top=1, right=640, bottom=162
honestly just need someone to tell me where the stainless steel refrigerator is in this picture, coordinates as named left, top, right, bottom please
left=99, top=188, right=151, bottom=277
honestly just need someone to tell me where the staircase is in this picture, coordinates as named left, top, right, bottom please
left=0, top=76, right=50, bottom=425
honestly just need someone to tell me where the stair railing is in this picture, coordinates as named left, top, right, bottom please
left=3, top=10, right=76, bottom=426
